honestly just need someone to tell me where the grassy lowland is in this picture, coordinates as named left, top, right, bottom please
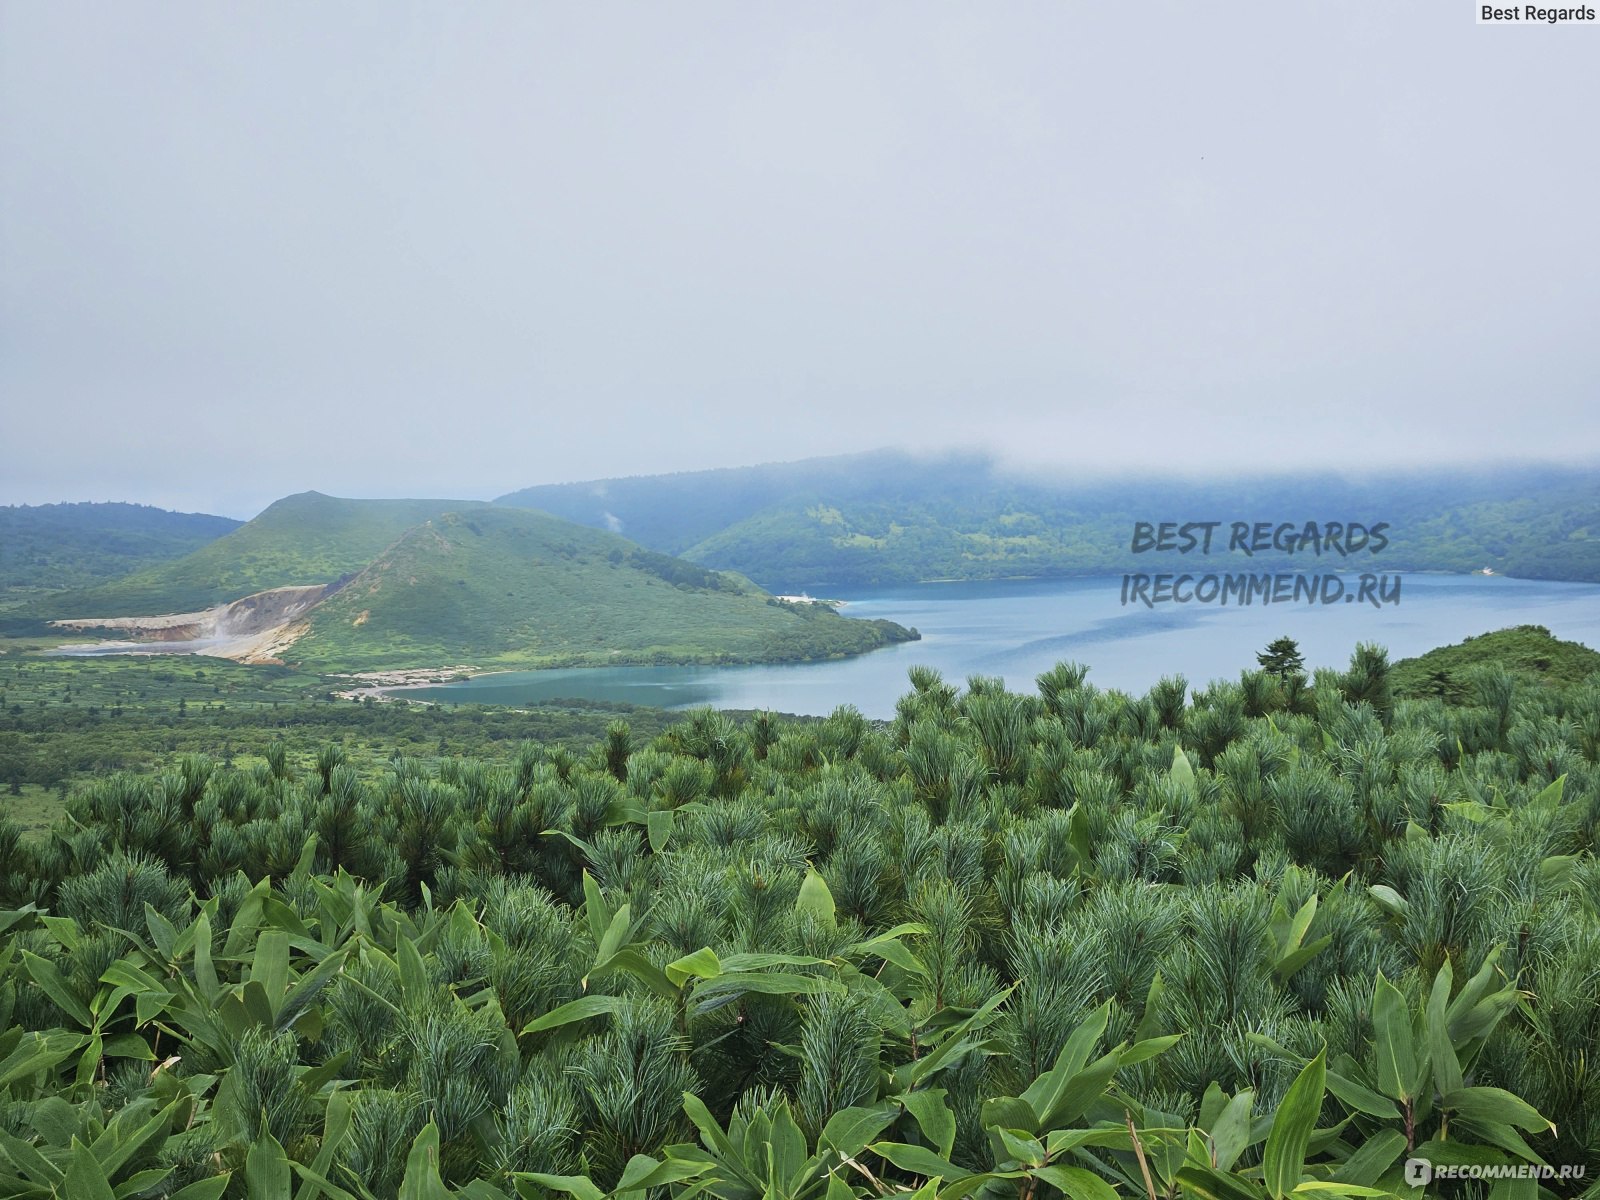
left=292, top=506, right=917, bottom=670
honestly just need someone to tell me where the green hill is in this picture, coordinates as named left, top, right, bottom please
left=1393, top=624, right=1600, bottom=698
left=54, top=493, right=481, bottom=617
left=0, top=502, right=239, bottom=600
left=291, top=507, right=917, bottom=670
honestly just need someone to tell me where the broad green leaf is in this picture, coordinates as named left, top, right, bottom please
left=1175, top=1164, right=1263, bottom=1200
left=1426, top=962, right=1462, bottom=1097
left=870, top=1142, right=961, bottom=1180
left=21, top=951, right=93, bottom=1028
left=1209, top=1088, right=1255, bottom=1172
left=581, top=871, right=609, bottom=948
left=587, top=948, right=678, bottom=1000
left=901, top=1089, right=956, bottom=1159
left=1371, top=977, right=1417, bottom=1102
left=1041, top=1050, right=1122, bottom=1128
left=979, top=1096, right=1035, bottom=1135
left=1262, top=1048, right=1325, bottom=1200
left=1538, top=854, right=1578, bottom=890
left=246, top=1135, right=292, bottom=1200
left=1439, top=1086, right=1554, bottom=1134
left=192, top=913, right=219, bottom=1002
left=664, top=947, right=721, bottom=988
left=595, top=904, right=634, bottom=967
left=689, top=971, right=842, bottom=1011
left=90, top=1094, right=178, bottom=1179
left=518, top=1174, right=605, bottom=1200
left=646, top=808, right=674, bottom=853
left=1288, top=1185, right=1392, bottom=1197
left=795, top=869, right=837, bottom=927
left=1123, top=1033, right=1183, bottom=1066
left=278, top=945, right=351, bottom=1033
left=1330, top=1129, right=1407, bottom=1187
left=681, top=1092, right=740, bottom=1163
left=1323, top=1070, right=1400, bottom=1121
left=395, top=935, right=429, bottom=1005
left=1529, top=774, right=1565, bottom=812
left=296, top=1087, right=356, bottom=1200
left=63, top=1139, right=115, bottom=1200
left=1020, top=1000, right=1110, bottom=1121
left=170, top=1178, right=233, bottom=1200
left=1032, top=1165, right=1119, bottom=1200
left=768, top=1104, right=809, bottom=1190
left=995, top=1128, right=1046, bottom=1167
left=1366, top=885, right=1408, bottom=918
left=250, top=930, right=291, bottom=1005
left=820, top=1102, right=898, bottom=1159
left=399, top=1122, right=450, bottom=1200
left=0, top=1029, right=86, bottom=1088
left=523, top=995, right=627, bottom=1036
left=718, top=952, right=833, bottom=972
left=1135, top=972, right=1166, bottom=1044
left=40, top=914, right=81, bottom=951
left=1170, top=745, right=1196, bottom=798
left=1274, top=935, right=1332, bottom=982
left=614, top=1153, right=708, bottom=1193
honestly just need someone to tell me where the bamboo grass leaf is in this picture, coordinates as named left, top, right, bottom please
left=900, top=1089, right=956, bottom=1160
left=1262, top=1048, right=1326, bottom=1200
left=1371, top=978, right=1417, bottom=1102
left=246, top=1134, right=292, bottom=1200
left=1031, top=1165, right=1120, bottom=1200
left=64, top=1139, right=115, bottom=1200
left=796, top=869, right=837, bottom=927
left=522, top=995, right=628, bottom=1035
left=820, top=1102, right=898, bottom=1159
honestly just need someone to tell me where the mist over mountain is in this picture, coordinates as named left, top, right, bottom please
left=498, top=451, right=1600, bottom=591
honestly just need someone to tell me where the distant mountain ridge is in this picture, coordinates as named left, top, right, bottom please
left=496, top=452, right=1600, bottom=591
left=496, top=450, right=989, bottom=555
left=0, top=501, right=240, bottom=599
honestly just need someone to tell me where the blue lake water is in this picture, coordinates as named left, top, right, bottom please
left=397, top=574, right=1600, bottom=718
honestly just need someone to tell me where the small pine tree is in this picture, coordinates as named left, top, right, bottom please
left=1257, top=636, right=1306, bottom=680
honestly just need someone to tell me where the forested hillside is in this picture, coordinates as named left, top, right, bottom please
left=2, top=639, right=1596, bottom=1195
left=0, top=502, right=239, bottom=603
left=498, top=453, right=1600, bottom=590
left=28, top=498, right=914, bottom=673
left=291, top=507, right=917, bottom=670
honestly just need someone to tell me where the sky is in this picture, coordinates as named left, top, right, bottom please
left=2, top=2, right=1597, bottom=519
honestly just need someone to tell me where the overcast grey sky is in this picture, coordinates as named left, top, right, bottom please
left=2, top=2, right=1596, bottom=518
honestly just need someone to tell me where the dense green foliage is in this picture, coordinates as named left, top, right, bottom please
left=0, top=654, right=685, bottom=836
left=292, top=508, right=916, bottom=671
left=0, top=503, right=239, bottom=610
left=2, top=640, right=1597, bottom=1197
left=497, top=452, right=1600, bottom=589
left=1392, top=625, right=1600, bottom=699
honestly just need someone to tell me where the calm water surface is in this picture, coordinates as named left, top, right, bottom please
left=399, top=574, right=1600, bottom=718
